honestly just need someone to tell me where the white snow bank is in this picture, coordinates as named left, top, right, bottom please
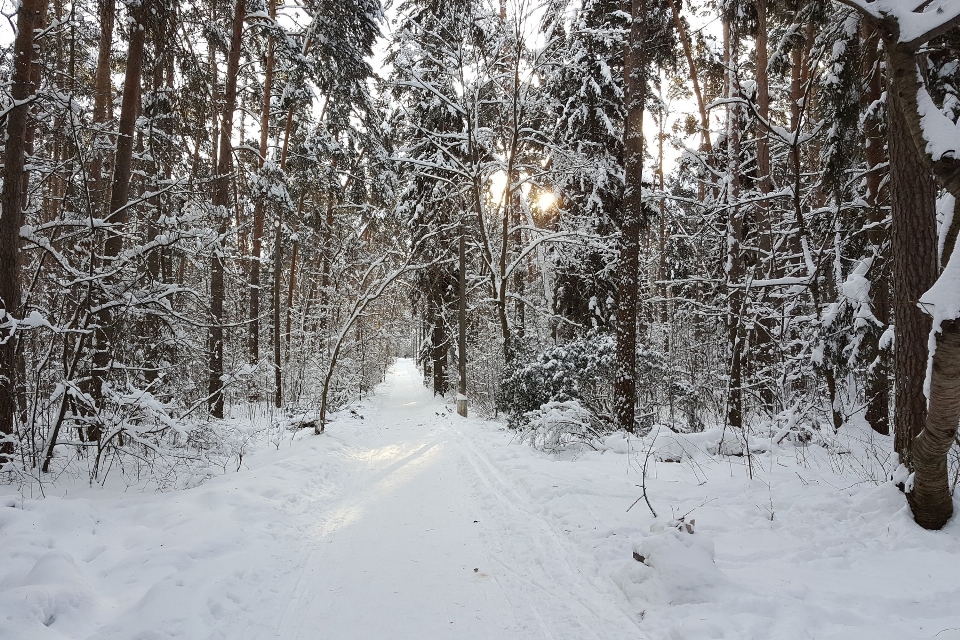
left=459, top=415, right=960, bottom=640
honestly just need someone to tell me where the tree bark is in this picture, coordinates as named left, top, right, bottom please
left=887, top=62, right=938, bottom=463
left=881, top=17, right=960, bottom=528
left=457, top=216, right=468, bottom=417
left=723, top=14, right=745, bottom=432
left=752, top=0, right=776, bottom=407
left=862, top=23, right=891, bottom=436
left=273, top=211, right=282, bottom=407
left=209, top=0, right=245, bottom=418
left=88, top=0, right=148, bottom=440
left=431, top=296, right=448, bottom=396
left=249, top=0, right=276, bottom=364
left=908, top=319, right=960, bottom=529
left=667, top=0, right=710, bottom=156
left=614, top=0, right=648, bottom=433
left=0, top=0, right=44, bottom=464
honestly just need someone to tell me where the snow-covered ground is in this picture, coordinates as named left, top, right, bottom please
left=2, top=359, right=960, bottom=639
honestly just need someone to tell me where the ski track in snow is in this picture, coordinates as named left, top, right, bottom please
left=3, top=358, right=960, bottom=639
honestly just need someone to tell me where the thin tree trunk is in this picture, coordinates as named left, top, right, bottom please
left=284, top=194, right=305, bottom=349
left=273, top=209, right=282, bottom=407
left=21, top=5, right=45, bottom=201
left=753, top=0, right=776, bottom=407
left=457, top=216, right=468, bottom=417
left=284, top=237, right=299, bottom=347
left=0, top=0, right=44, bottom=464
left=209, top=0, right=245, bottom=418
left=249, top=0, right=276, bottom=364
left=667, top=0, right=710, bottom=156
left=723, top=15, right=745, bottom=433
left=88, top=0, right=148, bottom=440
left=614, top=0, right=648, bottom=433
left=320, top=180, right=335, bottom=338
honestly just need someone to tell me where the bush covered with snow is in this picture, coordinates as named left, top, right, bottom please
left=518, top=400, right=605, bottom=453
left=498, top=332, right=617, bottom=426
left=498, top=332, right=713, bottom=433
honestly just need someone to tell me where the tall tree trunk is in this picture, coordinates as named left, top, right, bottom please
left=284, top=194, right=304, bottom=349
left=669, top=0, right=709, bottom=155
left=457, top=216, right=468, bottom=417
left=862, top=24, right=891, bottom=436
left=0, top=0, right=44, bottom=464
left=91, top=0, right=116, bottom=197
left=21, top=5, right=45, bottom=202
left=614, top=0, right=648, bottom=433
left=249, top=0, right=276, bottom=364
left=723, top=15, right=745, bottom=433
left=273, top=210, right=282, bottom=407
left=320, top=176, right=335, bottom=339
left=887, top=68, right=938, bottom=464
left=751, top=0, right=777, bottom=406
left=882, top=23, right=960, bottom=528
left=431, top=305, right=448, bottom=396
left=88, top=0, right=148, bottom=440
left=209, top=0, right=246, bottom=418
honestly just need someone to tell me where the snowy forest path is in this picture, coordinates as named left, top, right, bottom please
left=272, top=358, right=644, bottom=640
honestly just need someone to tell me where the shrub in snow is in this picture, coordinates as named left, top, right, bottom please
left=498, top=332, right=616, bottom=426
left=498, top=333, right=711, bottom=432
left=518, top=400, right=605, bottom=453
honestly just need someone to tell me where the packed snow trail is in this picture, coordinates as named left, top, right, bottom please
left=0, top=358, right=644, bottom=640
left=273, top=359, right=643, bottom=639
left=6, top=358, right=960, bottom=639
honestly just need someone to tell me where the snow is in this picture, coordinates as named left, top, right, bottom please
left=4, top=359, right=960, bottom=639
left=938, top=193, right=956, bottom=265
left=848, top=0, right=960, bottom=46
left=917, top=84, right=960, bottom=163
left=920, top=226, right=960, bottom=398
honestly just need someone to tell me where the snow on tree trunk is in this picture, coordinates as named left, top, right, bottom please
left=614, top=0, right=647, bottom=434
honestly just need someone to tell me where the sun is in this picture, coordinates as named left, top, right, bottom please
left=537, top=191, right=557, bottom=210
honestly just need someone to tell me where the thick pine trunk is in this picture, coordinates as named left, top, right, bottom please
left=887, top=68, right=938, bottom=462
left=209, top=0, right=245, bottom=418
left=0, top=0, right=44, bottom=464
left=880, top=26, right=960, bottom=529
left=614, top=0, right=647, bottom=433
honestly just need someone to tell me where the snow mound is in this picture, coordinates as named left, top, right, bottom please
left=0, top=551, right=103, bottom=640
left=633, top=523, right=726, bottom=605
